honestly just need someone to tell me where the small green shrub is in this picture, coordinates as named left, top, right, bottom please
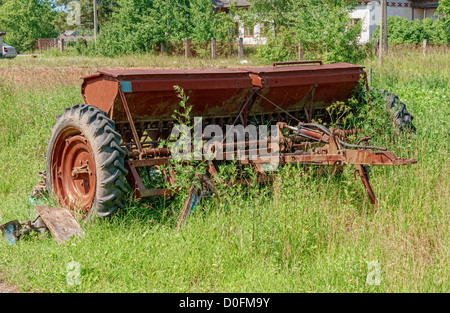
left=373, top=17, right=450, bottom=45
left=256, top=27, right=298, bottom=62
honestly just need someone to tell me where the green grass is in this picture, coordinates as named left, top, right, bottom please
left=0, top=47, right=448, bottom=292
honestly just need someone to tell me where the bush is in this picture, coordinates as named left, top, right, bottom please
left=256, top=27, right=298, bottom=62
left=90, top=0, right=237, bottom=57
left=255, top=0, right=366, bottom=64
left=373, top=16, right=449, bottom=45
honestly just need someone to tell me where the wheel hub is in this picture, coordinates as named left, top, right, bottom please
left=51, top=128, right=96, bottom=213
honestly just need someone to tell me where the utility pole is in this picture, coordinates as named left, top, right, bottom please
left=378, top=0, right=387, bottom=65
left=93, top=0, right=98, bottom=42
left=383, top=0, right=388, bottom=52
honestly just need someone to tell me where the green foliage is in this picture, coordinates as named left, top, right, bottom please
left=0, top=0, right=58, bottom=52
left=167, top=86, right=208, bottom=195
left=187, top=0, right=236, bottom=42
left=256, top=26, right=297, bottom=62
left=288, top=0, right=363, bottom=63
left=325, top=101, right=353, bottom=129
left=436, top=0, right=450, bottom=17
left=53, top=0, right=119, bottom=33
left=373, top=16, right=449, bottom=45
left=92, top=0, right=237, bottom=56
left=243, top=0, right=295, bottom=31
left=251, top=0, right=365, bottom=63
left=422, top=17, right=450, bottom=44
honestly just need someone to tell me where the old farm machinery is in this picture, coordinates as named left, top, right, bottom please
left=2, top=61, right=418, bottom=242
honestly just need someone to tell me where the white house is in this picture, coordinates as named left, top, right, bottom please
left=349, top=0, right=439, bottom=43
left=212, top=0, right=440, bottom=45
left=212, top=0, right=268, bottom=45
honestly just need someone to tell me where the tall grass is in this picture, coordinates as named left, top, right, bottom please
left=0, top=47, right=448, bottom=292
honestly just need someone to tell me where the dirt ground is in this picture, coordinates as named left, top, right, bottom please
left=0, top=274, right=19, bottom=293
left=0, top=66, right=93, bottom=88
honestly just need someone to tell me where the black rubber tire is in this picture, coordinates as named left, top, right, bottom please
left=46, top=104, right=128, bottom=220
left=371, top=88, right=416, bottom=132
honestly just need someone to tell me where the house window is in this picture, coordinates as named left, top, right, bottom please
left=259, top=22, right=270, bottom=37
left=234, top=21, right=240, bottom=37
left=349, top=18, right=361, bottom=27
left=244, top=23, right=254, bottom=37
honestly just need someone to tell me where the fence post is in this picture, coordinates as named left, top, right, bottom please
left=422, top=39, right=428, bottom=57
left=60, top=38, right=65, bottom=53
left=298, top=39, right=303, bottom=60
left=238, top=37, right=243, bottom=59
left=211, top=37, right=216, bottom=59
left=368, top=68, right=372, bottom=85
left=185, top=37, right=190, bottom=58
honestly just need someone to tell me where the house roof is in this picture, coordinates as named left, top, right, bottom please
left=212, top=0, right=251, bottom=8
left=409, top=0, right=439, bottom=8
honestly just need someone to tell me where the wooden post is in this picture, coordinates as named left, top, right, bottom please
left=93, top=0, right=98, bottom=42
left=423, top=39, right=428, bottom=57
left=378, top=0, right=385, bottom=65
left=368, top=68, right=372, bottom=85
left=184, top=37, right=190, bottom=58
left=60, top=38, right=65, bottom=53
left=383, top=0, right=388, bottom=53
left=238, top=37, right=243, bottom=59
left=211, top=37, right=216, bottom=59
left=298, top=39, right=304, bottom=60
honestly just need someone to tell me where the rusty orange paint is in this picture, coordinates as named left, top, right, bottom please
left=81, top=63, right=364, bottom=123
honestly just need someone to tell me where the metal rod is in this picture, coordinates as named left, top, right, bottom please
left=118, top=87, right=144, bottom=157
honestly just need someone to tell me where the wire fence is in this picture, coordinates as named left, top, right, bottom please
left=35, top=37, right=258, bottom=58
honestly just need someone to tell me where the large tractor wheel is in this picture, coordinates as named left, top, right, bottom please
left=46, top=104, right=128, bottom=220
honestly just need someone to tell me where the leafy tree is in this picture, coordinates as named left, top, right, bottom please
left=187, top=0, right=236, bottom=41
left=373, top=16, right=449, bottom=45
left=93, top=0, right=237, bottom=56
left=253, top=0, right=364, bottom=63
left=436, top=0, right=450, bottom=16
left=0, top=0, right=58, bottom=52
left=436, top=0, right=450, bottom=35
left=243, top=0, right=296, bottom=35
left=53, top=0, right=119, bottom=32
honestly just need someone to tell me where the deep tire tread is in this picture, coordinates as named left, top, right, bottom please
left=46, top=104, right=129, bottom=220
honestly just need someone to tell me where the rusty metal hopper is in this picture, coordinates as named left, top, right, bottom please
left=81, top=62, right=365, bottom=124
left=243, top=61, right=365, bottom=114
left=82, top=68, right=254, bottom=124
